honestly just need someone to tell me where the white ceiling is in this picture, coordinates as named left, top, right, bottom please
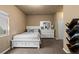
left=17, top=5, right=63, bottom=15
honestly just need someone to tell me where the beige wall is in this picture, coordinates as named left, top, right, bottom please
left=26, top=15, right=54, bottom=26
left=64, top=5, right=79, bottom=24
left=0, top=5, right=26, bottom=53
left=63, top=5, right=79, bottom=53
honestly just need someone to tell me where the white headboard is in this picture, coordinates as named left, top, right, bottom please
left=26, top=26, right=40, bottom=30
left=26, top=26, right=40, bottom=32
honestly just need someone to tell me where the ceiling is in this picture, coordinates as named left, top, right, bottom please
left=17, top=5, right=63, bottom=15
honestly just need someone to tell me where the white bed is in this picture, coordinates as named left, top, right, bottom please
left=12, top=26, right=41, bottom=49
left=13, top=32, right=40, bottom=41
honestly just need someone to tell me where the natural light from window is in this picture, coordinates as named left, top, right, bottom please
left=0, top=10, right=9, bottom=37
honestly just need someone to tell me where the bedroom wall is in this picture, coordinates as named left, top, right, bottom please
left=26, top=15, right=54, bottom=26
left=0, top=5, right=26, bottom=53
left=63, top=5, right=79, bottom=53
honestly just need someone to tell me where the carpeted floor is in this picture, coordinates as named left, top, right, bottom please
left=6, top=39, right=66, bottom=54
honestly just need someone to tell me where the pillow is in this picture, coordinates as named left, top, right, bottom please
left=33, top=29, right=39, bottom=32
left=27, top=29, right=39, bottom=33
left=27, top=29, right=34, bottom=32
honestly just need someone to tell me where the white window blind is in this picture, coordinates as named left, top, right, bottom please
left=0, top=10, right=9, bottom=37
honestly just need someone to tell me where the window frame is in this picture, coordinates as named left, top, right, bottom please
left=0, top=10, right=9, bottom=37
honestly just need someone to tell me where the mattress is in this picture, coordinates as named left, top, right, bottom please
left=13, top=32, right=40, bottom=41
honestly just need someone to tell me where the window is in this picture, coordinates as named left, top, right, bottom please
left=0, top=11, right=9, bottom=37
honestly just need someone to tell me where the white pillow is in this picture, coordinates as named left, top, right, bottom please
left=27, top=29, right=34, bottom=32
left=27, top=29, right=39, bottom=33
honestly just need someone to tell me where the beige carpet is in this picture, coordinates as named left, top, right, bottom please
left=6, top=39, right=66, bottom=54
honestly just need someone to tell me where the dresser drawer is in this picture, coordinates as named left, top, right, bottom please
left=41, top=33, right=54, bottom=38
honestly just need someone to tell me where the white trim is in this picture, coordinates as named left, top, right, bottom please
left=0, top=10, right=8, bottom=16
left=0, top=47, right=10, bottom=54
left=0, top=34, right=9, bottom=37
left=63, top=48, right=71, bottom=54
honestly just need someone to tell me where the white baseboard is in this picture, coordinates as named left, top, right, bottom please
left=63, top=48, right=71, bottom=54
left=0, top=47, right=10, bottom=54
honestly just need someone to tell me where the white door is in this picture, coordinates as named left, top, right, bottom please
left=58, top=19, right=64, bottom=40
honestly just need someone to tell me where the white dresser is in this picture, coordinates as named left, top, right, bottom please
left=40, top=21, right=54, bottom=38
left=41, top=29, right=54, bottom=38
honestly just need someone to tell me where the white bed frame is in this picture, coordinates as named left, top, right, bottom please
left=11, top=39, right=40, bottom=49
left=11, top=26, right=41, bottom=49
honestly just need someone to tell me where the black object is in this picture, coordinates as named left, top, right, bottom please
left=67, top=44, right=79, bottom=52
left=66, top=33, right=79, bottom=45
left=66, top=29, right=71, bottom=35
left=67, top=24, right=79, bottom=37
left=69, top=34, right=79, bottom=45
left=67, top=18, right=79, bottom=30
left=66, top=18, right=79, bottom=52
left=68, top=33, right=79, bottom=52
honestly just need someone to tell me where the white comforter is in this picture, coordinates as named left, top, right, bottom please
left=13, top=32, right=40, bottom=41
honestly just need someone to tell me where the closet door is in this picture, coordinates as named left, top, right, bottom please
left=55, top=11, right=64, bottom=40
left=57, top=19, right=64, bottom=40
